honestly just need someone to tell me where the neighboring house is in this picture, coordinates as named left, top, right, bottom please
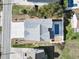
left=67, top=0, right=79, bottom=32
left=71, top=9, right=79, bottom=32
left=12, top=0, right=60, bottom=5
left=10, top=48, right=47, bottom=59
left=11, top=19, right=64, bottom=42
left=67, top=0, right=79, bottom=10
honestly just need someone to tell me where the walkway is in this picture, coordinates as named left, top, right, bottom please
left=12, top=38, right=63, bottom=47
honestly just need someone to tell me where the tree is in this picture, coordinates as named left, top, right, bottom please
left=38, top=2, right=64, bottom=18
left=64, top=10, right=74, bottom=40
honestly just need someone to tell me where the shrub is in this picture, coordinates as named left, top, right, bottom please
left=66, top=21, right=74, bottom=40
left=21, top=9, right=27, bottom=14
left=64, top=10, right=74, bottom=40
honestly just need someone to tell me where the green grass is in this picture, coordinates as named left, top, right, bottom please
left=73, top=32, right=79, bottom=39
left=60, top=39, right=79, bottom=59
left=12, top=44, right=39, bottom=48
left=12, top=5, right=31, bottom=15
left=60, top=46, right=72, bottom=59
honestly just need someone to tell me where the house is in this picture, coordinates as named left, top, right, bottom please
left=66, top=0, right=79, bottom=32
left=12, top=0, right=60, bottom=5
left=67, top=0, right=79, bottom=10
left=71, top=9, right=79, bottom=32
left=0, top=16, right=64, bottom=59
left=1, top=0, right=64, bottom=59
left=10, top=48, right=47, bottom=59
left=11, top=18, right=64, bottom=43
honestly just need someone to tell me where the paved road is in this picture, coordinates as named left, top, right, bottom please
left=1, top=0, right=12, bottom=59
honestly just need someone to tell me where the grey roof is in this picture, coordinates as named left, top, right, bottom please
left=27, top=0, right=60, bottom=3
left=24, top=19, right=52, bottom=41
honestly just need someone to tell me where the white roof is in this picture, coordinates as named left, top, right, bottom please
left=11, top=22, right=24, bottom=38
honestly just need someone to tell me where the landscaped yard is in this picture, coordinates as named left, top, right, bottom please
left=12, top=1, right=79, bottom=59
left=12, top=2, right=64, bottom=18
